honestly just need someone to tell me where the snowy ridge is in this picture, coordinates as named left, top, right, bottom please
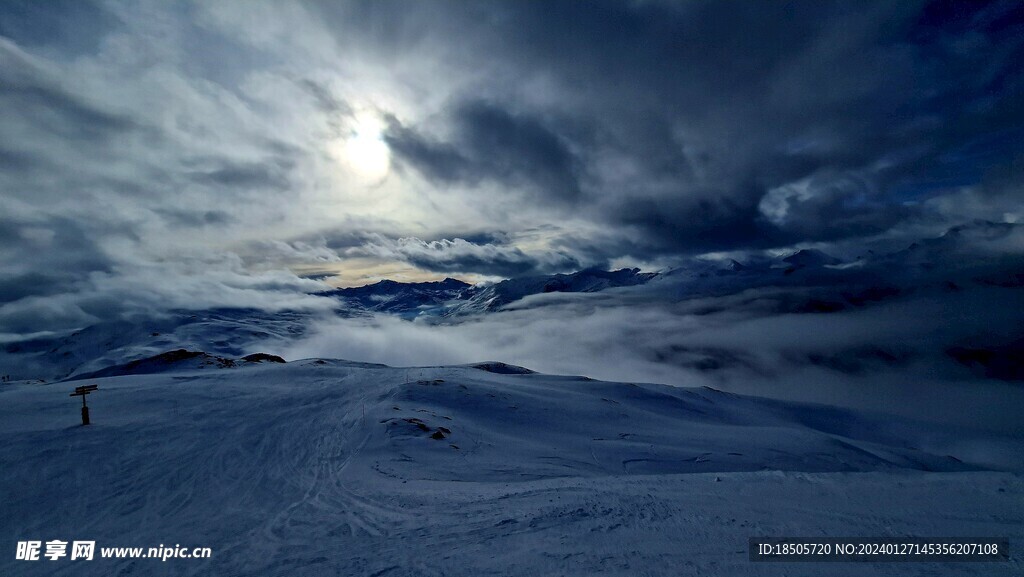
left=321, top=278, right=473, bottom=317
left=319, top=268, right=662, bottom=317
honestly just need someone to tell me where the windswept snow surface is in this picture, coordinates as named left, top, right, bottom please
left=2, top=360, right=1022, bottom=576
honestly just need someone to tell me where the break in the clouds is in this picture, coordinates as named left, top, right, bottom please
left=349, top=234, right=584, bottom=279
left=1, top=0, right=1023, bottom=329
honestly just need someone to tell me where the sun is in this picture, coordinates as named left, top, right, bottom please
left=332, top=112, right=391, bottom=183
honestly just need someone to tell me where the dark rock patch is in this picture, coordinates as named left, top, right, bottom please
left=470, top=362, right=535, bottom=374
left=242, top=353, right=286, bottom=363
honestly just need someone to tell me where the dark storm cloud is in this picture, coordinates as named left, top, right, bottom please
left=0, top=217, right=115, bottom=326
left=155, top=208, right=234, bottom=229
left=0, top=217, right=113, bottom=277
left=383, top=119, right=466, bottom=182
left=0, top=272, right=65, bottom=305
left=0, top=0, right=119, bottom=55
left=0, top=38, right=137, bottom=144
left=615, top=193, right=773, bottom=253
left=0, top=146, right=42, bottom=174
left=385, top=101, right=583, bottom=203
left=186, top=159, right=294, bottom=190
left=321, top=231, right=376, bottom=252
left=296, top=78, right=351, bottom=115
left=319, top=0, right=1024, bottom=257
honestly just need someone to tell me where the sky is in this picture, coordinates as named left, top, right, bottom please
left=1, top=0, right=1023, bottom=334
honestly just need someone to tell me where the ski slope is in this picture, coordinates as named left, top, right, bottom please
left=2, top=358, right=1022, bottom=576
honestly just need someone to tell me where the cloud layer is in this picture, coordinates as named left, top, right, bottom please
left=0, top=0, right=1022, bottom=331
left=280, top=279, right=1024, bottom=435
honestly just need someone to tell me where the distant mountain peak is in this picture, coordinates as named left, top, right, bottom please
left=782, top=249, right=841, bottom=267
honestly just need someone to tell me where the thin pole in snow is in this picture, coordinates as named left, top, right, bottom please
left=69, top=384, right=99, bottom=426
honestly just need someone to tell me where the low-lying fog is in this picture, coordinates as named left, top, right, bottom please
left=280, top=281, right=1024, bottom=439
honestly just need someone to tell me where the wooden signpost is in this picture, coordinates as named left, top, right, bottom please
left=70, top=384, right=99, bottom=425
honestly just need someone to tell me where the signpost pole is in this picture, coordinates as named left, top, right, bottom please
left=70, top=385, right=99, bottom=426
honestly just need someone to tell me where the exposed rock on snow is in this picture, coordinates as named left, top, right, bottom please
left=241, top=353, right=287, bottom=364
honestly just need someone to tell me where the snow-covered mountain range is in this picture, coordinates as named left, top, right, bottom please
left=319, top=221, right=1024, bottom=320
left=321, top=267, right=660, bottom=317
left=2, top=221, right=1022, bottom=387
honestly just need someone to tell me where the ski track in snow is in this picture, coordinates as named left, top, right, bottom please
left=1, top=361, right=1022, bottom=576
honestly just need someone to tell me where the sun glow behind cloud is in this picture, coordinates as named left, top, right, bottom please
left=332, top=111, right=391, bottom=184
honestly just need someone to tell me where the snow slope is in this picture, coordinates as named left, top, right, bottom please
left=2, top=358, right=1021, bottom=576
